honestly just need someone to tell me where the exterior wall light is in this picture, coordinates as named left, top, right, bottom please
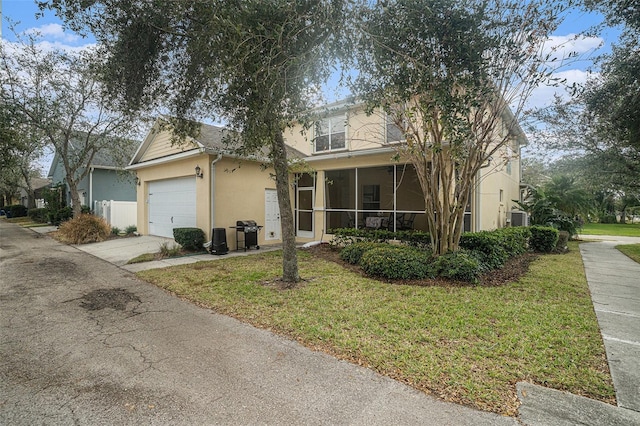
left=195, top=165, right=204, bottom=178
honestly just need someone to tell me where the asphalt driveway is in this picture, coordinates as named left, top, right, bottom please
left=0, top=221, right=517, bottom=425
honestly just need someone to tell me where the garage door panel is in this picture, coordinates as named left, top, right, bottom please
left=148, top=177, right=196, bottom=238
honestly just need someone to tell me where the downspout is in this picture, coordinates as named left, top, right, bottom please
left=210, top=154, right=223, bottom=231
left=89, top=167, right=94, bottom=212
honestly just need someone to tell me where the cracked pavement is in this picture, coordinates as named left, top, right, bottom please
left=0, top=221, right=518, bottom=425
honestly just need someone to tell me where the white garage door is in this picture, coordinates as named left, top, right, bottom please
left=148, top=177, right=197, bottom=238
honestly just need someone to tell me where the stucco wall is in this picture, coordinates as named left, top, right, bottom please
left=134, top=153, right=279, bottom=250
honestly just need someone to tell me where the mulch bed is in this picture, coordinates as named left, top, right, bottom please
left=303, top=243, right=539, bottom=287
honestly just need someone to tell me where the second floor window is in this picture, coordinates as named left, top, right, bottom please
left=315, top=115, right=345, bottom=152
left=386, top=114, right=405, bottom=143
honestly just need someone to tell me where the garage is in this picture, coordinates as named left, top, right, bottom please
left=148, top=177, right=197, bottom=238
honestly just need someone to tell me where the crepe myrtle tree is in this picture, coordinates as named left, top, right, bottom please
left=0, top=32, right=138, bottom=218
left=349, top=0, right=570, bottom=255
left=44, top=0, right=346, bottom=283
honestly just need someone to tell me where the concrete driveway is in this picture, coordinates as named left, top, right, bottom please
left=1, top=221, right=517, bottom=425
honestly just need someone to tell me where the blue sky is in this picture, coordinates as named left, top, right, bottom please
left=2, top=0, right=620, bottom=106
left=1, top=0, right=621, bottom=169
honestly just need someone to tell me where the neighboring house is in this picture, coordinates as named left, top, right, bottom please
left=127, top=119, right=293, bottom=249
left=129, top=101, right=526, bottom=248
left=19, top=177, right=52, bottom=208
left=47, top=143, right=138, bottom=211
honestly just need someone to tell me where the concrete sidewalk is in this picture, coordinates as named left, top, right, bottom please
left=517, top=235, right=640, bottom=425
left=30, top=225, right=283, bottom=272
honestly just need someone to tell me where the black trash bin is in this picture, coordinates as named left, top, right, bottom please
left=210, top=228, right=228, bottom=255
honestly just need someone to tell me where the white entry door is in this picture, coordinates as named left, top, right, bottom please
left=148, top=177, right=196, bottom=238
left=264, top=189, right=281, bottom=241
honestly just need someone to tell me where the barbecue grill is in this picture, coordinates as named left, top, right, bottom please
left=231, top=220, right=263, bottom=251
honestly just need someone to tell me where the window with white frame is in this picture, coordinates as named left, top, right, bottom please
left=386, top=113, right=404, bottom=143
left=314, top=115, right=345, bottom=152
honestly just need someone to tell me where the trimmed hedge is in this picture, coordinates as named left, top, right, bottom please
left=434, top=250, right=483, bottom=284
left=530, top=226, right=559, bottom=253
left=4, top=204, right=28, bottom=218
left=339, top=241, right=390, bottom=265
left=28, top=207, right=48, bottom=223
left=459, top=226, right=531, bottom=270
left=329, top=227, right=431, bottom=249
left=360, top=245, right=435, bottom=280
left=173, top=227, right=206, bottom=251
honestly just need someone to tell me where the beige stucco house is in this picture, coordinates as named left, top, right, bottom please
left=128, top=101, right=526, bottom=249
left=127, top=119, right=290, bottom=250
left=283, top=100, right=526, bottom=241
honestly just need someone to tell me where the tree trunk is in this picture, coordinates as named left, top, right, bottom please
left=66, top=178, right=83, bottom=218
left=272, top=131, right=300, bottom=284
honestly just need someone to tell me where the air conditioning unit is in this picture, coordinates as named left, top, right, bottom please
left=509, top=210, right=529, bottom=227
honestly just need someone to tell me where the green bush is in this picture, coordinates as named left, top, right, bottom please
left=339, top=241, right=390, bottom=265
left=530, top=226, right=559, bottom=253
left=48, top=207, right=72, bottom=226
left=57, top=214, right=111, bottom=244
left=125, top=225, right=137, bottom=235
left=5, top=204, right=28, bottom=218
left=434, top=250, right=483, bottom=284
left=329, top=227, right=431, bottom=250
left=28, top=207, right=48, bottom=223
left=494, top=227, right=531, bottom=256
left=111, top=227, right=121, bottom=235
left=459, top=231, right=509, bottom=270
left=360, top=246, right=434, bottom=280
left=173, top=227, right=206, bottom=251
left=599, top=213, right=617, bottom=224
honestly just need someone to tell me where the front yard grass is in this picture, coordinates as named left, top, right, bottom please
left=136, top=241, right=614, bottom=415
left=617, top=244, right=640, bottom=263
left=580, top=222, right=640, bottom=237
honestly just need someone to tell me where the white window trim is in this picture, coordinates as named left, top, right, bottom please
left=313, top=113, right=348, bottom=153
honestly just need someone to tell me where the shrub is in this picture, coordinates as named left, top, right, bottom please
left=360, top=246, right=434, bottom=280
left=48, top=207, right=72, bottom=226
left=28, top=207, right=48, bottom=223
left=494, top=227, right=531, bottom=256
left=459, top=231, right=509, bottom=270
left=173, top=227, right=206, bottom=251
left=434, top=250, right=483, bottom=284
left=111, top=227, right=121, bottom=235
left=5, top=204, right=28, bottom=218
left=125, top=225, right=137, bottom=235
left=599, top=213, right=617, bottom=224
left=159, top=242, right=182, bottom=257
left=329, top=227, right=431, bottom=250
left=339, top=241, right=390, bottom=264
left=530, top=225, right=559, bottom=253
left=57, top=214, right=111, bottom=244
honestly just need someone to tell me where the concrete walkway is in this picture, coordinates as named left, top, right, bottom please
left=580, top=235, right=640, bottom=412
left=30, top=225, right=284, bottom=272
left=518, top=234, right=640, bottom=425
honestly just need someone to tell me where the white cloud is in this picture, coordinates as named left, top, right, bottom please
left=24, top=23, right=80, bottom=43
left=540, top=33, right=603, bottom=63
left=524, top=68, right=596, bottom=110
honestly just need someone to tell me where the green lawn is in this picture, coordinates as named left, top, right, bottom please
left=617, top=244, right=640, bottom=263
left=136, top=241, right=614, bottom=416
left=580, top=222, right=640, bottom=237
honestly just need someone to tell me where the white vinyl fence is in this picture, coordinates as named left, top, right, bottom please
left=94, top=200, right=137, bottom=230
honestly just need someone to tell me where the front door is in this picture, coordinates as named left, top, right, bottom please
left=264, top=189, right=281, bottom=241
